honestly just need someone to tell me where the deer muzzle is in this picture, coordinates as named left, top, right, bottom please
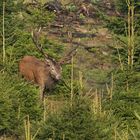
left=55, top=74, right=61, bottom=80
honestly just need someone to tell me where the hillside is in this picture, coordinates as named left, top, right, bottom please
left=0, top=0, right=140, bottom=140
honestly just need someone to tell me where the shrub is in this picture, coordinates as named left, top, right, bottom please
left=0, top=72, right=42, bottom=136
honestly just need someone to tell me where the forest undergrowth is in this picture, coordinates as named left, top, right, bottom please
left=0, top=0, right=140, bottom=140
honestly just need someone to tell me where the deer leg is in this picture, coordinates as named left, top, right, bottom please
left=39, top=86, right=45, bottom=101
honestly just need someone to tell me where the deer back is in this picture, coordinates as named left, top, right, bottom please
left=19, top=56, right=50, bottom=86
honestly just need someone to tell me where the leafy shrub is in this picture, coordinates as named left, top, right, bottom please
left=39, top=96, right=95, bottom=140
left=0, top=72, right=42, bottom=136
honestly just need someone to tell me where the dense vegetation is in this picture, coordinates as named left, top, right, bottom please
left=0, top=0, right=140, bottom=139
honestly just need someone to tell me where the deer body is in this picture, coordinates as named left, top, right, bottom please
left=19, top=56, right=61, bottom=100
left=19, top=29, right=77, bottom=100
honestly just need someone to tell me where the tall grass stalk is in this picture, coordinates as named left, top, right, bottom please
left=106, top=73, right=114, bottom=100
left=134, top=111, right=140, bottom=121
left=91, top=89, right=103, bottom=117
left=62, top=134, right=65, bottom=140
left=68, top=29, right=74, bottom=107
left=126, top=0, right=135, bottom=69
left=99, top=91, right=102, bottom=116
left=32, top=128, right=40, bottom=140
left=94, top=89, right=98, bottom=115
left=85, top=88, right=93, bottom=98
left=17, top=105, right=21, bottom=120
left=125, top=125, right=129, bottom=140
left=114, top=127, right=117, bottom=140
left=24, top=115, right=31, bottom=140
left=3, top=1, right=6, bottom=63
left=106, top=83, right=110, bottom=95
left=79, top=71, right=83, bottom=95
left=110, top=73, right=114, bottom=100
left=116, top=47, right=124, bottom=71
left=106, top=83, right=112, bottom=100
left=130, top=129, right=138, bottom=140
left=43, top=98, right=46, bottom=122
left=126, top=80, right=129, bottom=91
left=70, top=56, right=74, bottom=107
left=24, top=115, right=40, bottom=140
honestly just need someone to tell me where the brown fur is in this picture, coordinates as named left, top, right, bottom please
left=19, top=56, right=59, bottom=100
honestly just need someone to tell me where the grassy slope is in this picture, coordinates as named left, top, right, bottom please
left=2, top=1, right=136, bottom=139
left=46, top=14, right=114, bottom=91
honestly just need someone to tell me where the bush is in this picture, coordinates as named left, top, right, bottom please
left=0, top=72, right=42, bottom=136
left=39, top=96, right=95, bottom=140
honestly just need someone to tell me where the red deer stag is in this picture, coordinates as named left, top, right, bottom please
left=19, top=30, right=77, bottom=100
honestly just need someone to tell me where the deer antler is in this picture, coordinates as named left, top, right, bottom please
left=31, top=29, right=55, bottom=62
left=59, top=47, right=78, bottom=64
